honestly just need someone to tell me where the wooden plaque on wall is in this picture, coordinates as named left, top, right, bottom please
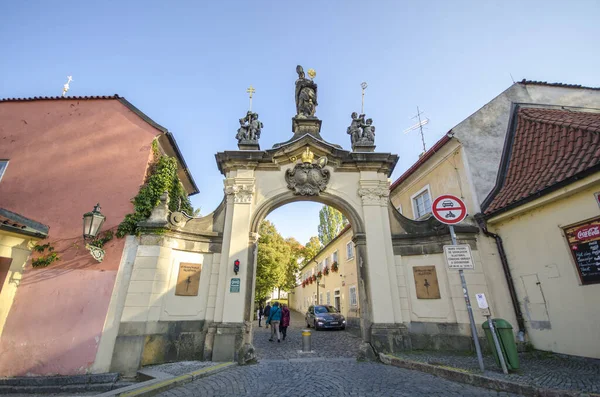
left=175, top=262, right=202, bottom=296
left=413, top=265, right=441, bottom=299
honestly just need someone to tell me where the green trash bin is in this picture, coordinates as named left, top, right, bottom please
left=482, top=318, right=520, bottom=371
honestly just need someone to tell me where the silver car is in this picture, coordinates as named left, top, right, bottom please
left=305, top=305, right=346, bottom=330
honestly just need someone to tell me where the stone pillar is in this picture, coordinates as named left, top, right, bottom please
left=210, top=172, right=255, bottom=363
left=357, top=176, right=409, bottom=356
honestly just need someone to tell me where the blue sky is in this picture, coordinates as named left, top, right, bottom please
left=1, top=1, right=599, bottom=245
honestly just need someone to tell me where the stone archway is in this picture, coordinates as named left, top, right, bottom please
left=213, top=133, right=405, bottom=362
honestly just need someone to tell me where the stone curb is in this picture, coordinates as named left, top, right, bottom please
left=379, top=353, right=600, bottom=397
left=104, top=362, right=236, bottom=397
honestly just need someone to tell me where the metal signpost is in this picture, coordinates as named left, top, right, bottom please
left=432, top=194, right=485, bottom=372
left=477, top=293, right=508, bottom=374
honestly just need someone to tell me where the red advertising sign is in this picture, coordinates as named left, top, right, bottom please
left=432, top=195, right=467, bottom=225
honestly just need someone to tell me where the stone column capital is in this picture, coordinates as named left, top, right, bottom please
left=357, top=183, right=389, bottom=206
left=224, top=182, right=255, bottom=204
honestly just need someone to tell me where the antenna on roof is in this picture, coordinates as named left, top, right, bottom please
left=62, top=76, right=73, bottom=97
left=403, top=106, right=429, bottom=153
left=510, top=73, right=516, bottom=84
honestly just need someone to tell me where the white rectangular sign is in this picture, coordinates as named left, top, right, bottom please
left=475, top=293, right=489, bottom=309
left=443, top=244, right=474, bottom=269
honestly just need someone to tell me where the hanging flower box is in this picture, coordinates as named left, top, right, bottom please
left=323, top=266, right=330, bottom=276
left=311, top=275, right=317, bottom=282
left=331, top=261, right=339, bottom=272
left=317, top=271, right=323, bottom=278
left=309, top=277, right=314, bottom=284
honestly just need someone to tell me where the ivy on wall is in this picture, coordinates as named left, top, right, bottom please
left=116, top=139, right=193, bottom=237
left=88, top=230, right=114, bottom=248
left=31, top=242, right=60, bottom=268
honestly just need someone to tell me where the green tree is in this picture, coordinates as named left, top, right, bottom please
left=278, top=237, right=304, bottom=297
left=301, top=236, right=321, bottom=267
left=317, top=206, right=348, bottom=246
left=255, top=220, right=290, bottom=302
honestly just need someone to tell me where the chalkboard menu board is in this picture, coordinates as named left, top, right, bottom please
left=564, top=218, right=600, bottom=285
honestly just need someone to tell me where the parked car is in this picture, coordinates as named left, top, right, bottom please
left=305, top=305, right=346, bottom=330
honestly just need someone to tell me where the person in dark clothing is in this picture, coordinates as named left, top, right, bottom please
left=279, top=304, right=290, bottom=341
left=257, top=304, right=264, bottom=327
left=263, top=302, right=271, bottom=323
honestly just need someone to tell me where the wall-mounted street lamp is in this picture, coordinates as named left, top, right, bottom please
left=83, top=203, right=106, bottom=262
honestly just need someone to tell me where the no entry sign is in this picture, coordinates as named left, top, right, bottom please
left=432, top=195, right=467, bottom=225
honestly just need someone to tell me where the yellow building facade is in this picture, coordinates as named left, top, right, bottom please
left=289, top=226, right=361, bottom=329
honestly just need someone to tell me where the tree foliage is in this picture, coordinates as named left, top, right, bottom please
left=301, top=236, right=321, bottom=267
left=256, top=220, right=304, bottom=302
left=317, top=206, right=348, bottom=246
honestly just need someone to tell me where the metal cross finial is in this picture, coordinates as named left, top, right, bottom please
left=246, top=85, right=256, bottom=111
left=360, top=82, right=368, bottom=114
left=62, top=76, right=73, bottom=97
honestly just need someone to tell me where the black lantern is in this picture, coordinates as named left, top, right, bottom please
left=83, top=203, right=106, bottom=240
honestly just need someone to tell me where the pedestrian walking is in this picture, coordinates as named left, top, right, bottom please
left=257, top=304, right=264, bottom=327
left=266, top=302, right=282, bottom=342
left=263, top=302, right=271, bottom=323
left=279, top=303, right=290, bottom=341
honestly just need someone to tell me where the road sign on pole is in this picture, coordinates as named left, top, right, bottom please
left=434, top=194, right=485, bottom=372
left=432, top=194, right=467, bottom=224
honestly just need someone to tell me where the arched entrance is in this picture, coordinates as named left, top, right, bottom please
left=213, top=132, right=404, bottom=362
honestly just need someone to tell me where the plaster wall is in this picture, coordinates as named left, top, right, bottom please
left=0, top=99, right=159, bottom=376
left=390, top=141, right=476, bottom=222
left=453, top=84, right=600, bottom=207
left=488, top=177, right=600, bottom=358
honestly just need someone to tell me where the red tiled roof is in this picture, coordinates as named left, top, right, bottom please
left=519, top=79, right=600, bottom=91
left=484, top=107, right=600, bottom=215
left=389, top=132, right=454, bottom=192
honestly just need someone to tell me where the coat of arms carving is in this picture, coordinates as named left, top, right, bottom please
left=285, top=147, right=330, bottom=196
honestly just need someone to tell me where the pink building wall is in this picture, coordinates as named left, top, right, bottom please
left=0, top=98, right=160, bottom=376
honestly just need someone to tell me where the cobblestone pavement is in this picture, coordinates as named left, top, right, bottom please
left=253, top=309, right=362, bottom=360
left=395, top=350, right=600, bottom=394
left=157, top=358, right=521, bottom=397
left=158, top=310, right=521, bottom=396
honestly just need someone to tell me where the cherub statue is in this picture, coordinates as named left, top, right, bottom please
left=361, top=118, right=375, bottom=143
left=248, top=112, right=263, bottom=141
left=236, top=117, right=249, bottom=142
left=347, top=112, right=365, bottom=144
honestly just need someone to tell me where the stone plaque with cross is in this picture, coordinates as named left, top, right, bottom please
left=175, top=262, right=202, bottom=296
left=413, top=265, right=441, bottom=299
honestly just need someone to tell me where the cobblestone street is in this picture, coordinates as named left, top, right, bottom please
left=157, top=358, right=520, bottom=397
left=252, top=309, right=362, bottom=360
left=157, top=310, right=521, bottom=396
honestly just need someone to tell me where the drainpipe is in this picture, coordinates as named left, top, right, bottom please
left=474, top=213, right=526, bottom=341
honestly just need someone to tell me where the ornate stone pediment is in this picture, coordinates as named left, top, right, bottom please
left=285, top=147, right=330, bottom=196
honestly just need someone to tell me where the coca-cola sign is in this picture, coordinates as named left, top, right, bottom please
left=574, top=224, right=600, bottom=242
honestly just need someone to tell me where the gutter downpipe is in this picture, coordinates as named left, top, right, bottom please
left=474, top=213, right=526, bottom=342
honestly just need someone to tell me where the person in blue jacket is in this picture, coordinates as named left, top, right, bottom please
left=266, top=302, right=282, bottom=342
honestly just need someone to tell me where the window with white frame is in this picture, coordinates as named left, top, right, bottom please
left=412, top=186, right=432, bottom=219
left=0, top=161, right=8, bottom=182
left=325, top=257, right=330, bottom=267
left=349, top=285, right=358, bottom=307
left=326, top=291, right=331, bottom=305
left=346, top=241, right=354, bottom=260
left=332, top=250, right=338, bottom=263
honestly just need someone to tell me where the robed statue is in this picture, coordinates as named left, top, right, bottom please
left=295, top=65, right=318, bottom=118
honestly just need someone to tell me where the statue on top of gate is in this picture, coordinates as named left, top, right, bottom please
left=295, top=65, right=318, bottom=118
